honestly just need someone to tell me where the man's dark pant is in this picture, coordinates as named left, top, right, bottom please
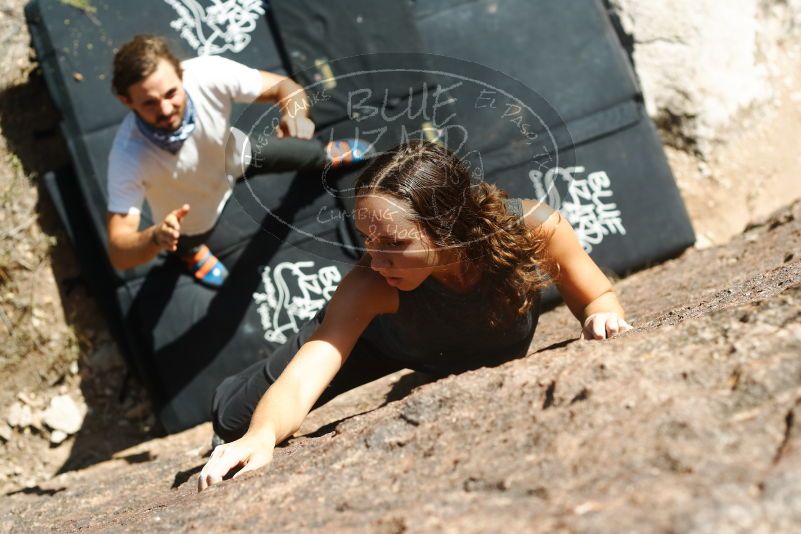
left=245, top=136, right=328, bottom=176
left=178, top=137, right=328, bottom=253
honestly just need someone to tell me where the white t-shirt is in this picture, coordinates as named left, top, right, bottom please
left=107, top=55, right=263, bottom=235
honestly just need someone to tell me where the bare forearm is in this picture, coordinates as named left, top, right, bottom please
left=275, top=78, right=309, bottom=119
left=555, top=258, right=615, bottom=319
left=544, top=214, right=625, bottom=323
left=244, top=339, right=345, bottom=448
left=244, top=378, right=306, bottom=449
left=581, top=289, right=625, bottom=321
left=559, top=277, right=625, bottom=322
left=108, top=226, right=161, bottom=270
left=196, top=268, right=392, bottom=491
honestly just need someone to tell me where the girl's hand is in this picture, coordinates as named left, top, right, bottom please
left=197, top=434, right=274, bottom=492
left=580, top=312, right=633, bottom=340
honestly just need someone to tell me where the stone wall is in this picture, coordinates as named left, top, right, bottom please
left=607, top=0, right=801, bottom=155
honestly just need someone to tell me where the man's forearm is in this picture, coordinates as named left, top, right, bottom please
left=275, top=78, right=310, bottom=120
left=108, top=225, right=162, bottom=270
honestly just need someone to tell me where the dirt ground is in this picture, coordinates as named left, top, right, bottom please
left=1, top=0, right=800, bottom=498
left=0, top=0, right=156, bottom=494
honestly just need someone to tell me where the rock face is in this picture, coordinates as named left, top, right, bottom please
left=608, top=0, right=801, bottom=154
left=6, top=402, right=32, bottom=429
left=1, top=200, right=799, bottom=531
left=42, top=395, right=84, bottom=436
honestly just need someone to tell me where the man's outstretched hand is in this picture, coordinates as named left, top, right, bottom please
left=152, top=204, right=190, bottom=252
left=277, top=113, right=315, bottom=140
left=198, top=435, right=275, bottom=492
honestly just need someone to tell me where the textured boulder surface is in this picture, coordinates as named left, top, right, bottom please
left=2, top=200, right=800, bottom=532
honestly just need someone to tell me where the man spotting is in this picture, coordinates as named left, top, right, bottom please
left=107, top=35, right=368, bottom=287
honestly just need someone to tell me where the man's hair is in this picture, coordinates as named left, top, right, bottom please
left=112, top=35, right=183, bottom=97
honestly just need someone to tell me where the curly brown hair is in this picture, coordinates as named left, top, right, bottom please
left=112, top=35, right=183, bottom=97
left=354, top=141, right=557, bottom=328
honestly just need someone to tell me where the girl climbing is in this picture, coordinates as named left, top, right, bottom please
left=198, top=141, right=632, bottom=491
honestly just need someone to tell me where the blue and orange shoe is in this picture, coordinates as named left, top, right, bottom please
left=324, top=138, right=374, bottom=168
left=182, top=244, right=228, bottom=288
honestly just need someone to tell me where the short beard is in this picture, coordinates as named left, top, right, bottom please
left=137, top=102, right=185, bottom=132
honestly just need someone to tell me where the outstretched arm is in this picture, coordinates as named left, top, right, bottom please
left=521, top=199, right=632, bottom=340
left=254, top=70, right=314, bottom=139
left=106, top=204, right=190, bottom=270
left=198, top=261, right=397, bottom=491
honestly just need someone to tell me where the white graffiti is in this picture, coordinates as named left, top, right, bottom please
left=529, top=166, right=626, bottom=254
left=253, top=261, right=342, bottom=344
left=164, top=0, right=265, bottom=55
